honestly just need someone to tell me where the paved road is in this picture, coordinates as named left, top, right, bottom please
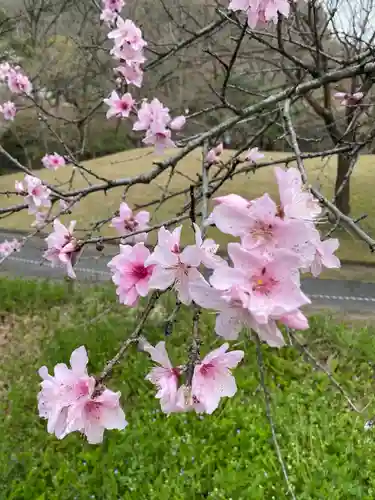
left=1, top=230, right=375, bottom=313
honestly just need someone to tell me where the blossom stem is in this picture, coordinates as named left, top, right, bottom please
left=97, top=291, right=161, bottom=384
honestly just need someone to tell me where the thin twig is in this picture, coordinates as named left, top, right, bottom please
left=97, top=291, right=160, bottom=384
left=255, top=337, right=297, bottom=500
left=290, top=331, right=362, bottom=413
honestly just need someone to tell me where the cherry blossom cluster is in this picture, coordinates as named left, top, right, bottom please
left=0, top=62, right=32, bottom=121
left=15, top=174, right=51, bottom=215
left=101, top=0, right=186, bottom=153
left=38, top=346, right=127, bottom=444
left=228, top=0, right=290, bottom=28
left=33, top=1, right=343, bottom=444
left=142, top=340, right=244, bottom=414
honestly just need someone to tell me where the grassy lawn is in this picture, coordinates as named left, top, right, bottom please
left=1, top=148, right=375, bottom=266
left=2, top=277, right=375, bottom=498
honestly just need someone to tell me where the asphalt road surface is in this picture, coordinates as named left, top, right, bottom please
left=1, top=230, right=375, bottom=314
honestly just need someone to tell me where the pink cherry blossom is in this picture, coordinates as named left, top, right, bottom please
left=38, top=346, right=127, bottom=443
left=103, top=90, right=134, bottom=118
left=42, top=153, right=66, bottom=170
left=0, top=238, right=21, bottom=258
left=145, top=225, right=202, bottom=305
left=115, top=62, right=143, bottom=87
left=43, top=219, right=81, bottom=279
left=7, top=69, right=32, bottom=95
left=62, top=387, right=127, bottom=444
left=142, top=340, right=180, bottom=413
left=246, top=147, right=264, bottom=163
left=142, top=122, right=175, bottom=153
left=102, top=0, right=125, bottom=11
left=189, top=274, right=287, bottom=347
left=274, top=166, right=321, bottom=221
left=228, top=0, right=289, bottom=27
left=280, top=310, right=309, bottom=330
left=189, top=343, right=244, bottom=414
left=38, top=346, right=94, bottom=438
left=17, top=175, right=51, bottom=214
left=100, top=8, right=118, bottom=25
left=108, top=17, right=147, bottom=63
left=108, top=243, right=155, bottom=306
left=169, top=115, right=186, bottom=131
left=334, top=91, right=364, bottom=106
left=0, top=62, right=11, bottom=81
left=0, top=101, right=16, bottom=121
left=133, top=98, right=171, bottom=131
left=181, top=223, right=225, bottom=269
left=210, top=243, right=310, bottom=324
left=308, top=237, right=341, bottom=277
left=111, top=202, right=150, bottom=242
left=206, top=143, right=223, bottom=165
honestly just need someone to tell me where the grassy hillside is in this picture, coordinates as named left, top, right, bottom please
left=2, top=147, right=375, bottom=264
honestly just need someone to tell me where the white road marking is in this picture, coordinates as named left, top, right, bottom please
left=5, top=255, right=111, bottom=277
left=3, top=255, right=375, bottom=302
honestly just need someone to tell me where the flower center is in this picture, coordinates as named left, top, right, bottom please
left=132, top=263, right=148, bottom=280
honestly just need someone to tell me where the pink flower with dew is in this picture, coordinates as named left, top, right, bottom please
left=274, top=166, right=321, bottom=221
left=181, top=223, right=225, bottom=270
left=102, top=0, right=125, bottom=11
left=108, top=243, right=155, bottom=306
left=189, top=274, right=288, bottom=347
left=307, top=237, right=341, bottom=277
left=38, top=346, right=127, bottom=443
left=142, top=339, right=180, bottom=413
left=103, top=90, right=134, bottom=119
left=210, top=243, right=310, bottom=325
left=100, top=8, right=118, bottom=25
left=111, top=202, right=150, bottom=242
left=7, top=69, right=32, bottom=95
left=133, top=98, right=171, bottom=131
left=145, top=225, right=202, bottom=305
left=169, top=115, right=186, bottom=131
left=334, top=91, right=364, bottom=106
left=246, top=147, right=264, bottom=163
left=142, top=123, right=175, bottom=154
left=42, top=153, right=66, bottom=171
left=115, top=62, right=143, bottom=88
left=43, top=219, right=81, bottom=279
left=0, top=62, right=11, bottom=81
left=21, top=175, right=51, bottom=214
left=0, top=101, right=16, bottom=121
left=189, top=343, right=244, bottom=414
left=0, top=238, right=21, bottom=258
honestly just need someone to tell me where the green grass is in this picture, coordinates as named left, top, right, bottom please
left=2, top=277, right=375, bottom=499
left=2, top=147, right=375, bottom=266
